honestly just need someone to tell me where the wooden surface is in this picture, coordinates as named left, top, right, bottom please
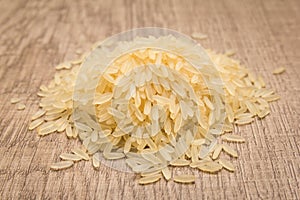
left=0, top=0, right=299, bottom=199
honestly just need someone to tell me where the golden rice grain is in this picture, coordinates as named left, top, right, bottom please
left=191, top=33, right=208, bottom=40
left=66, top=124, right=73, bottom=138
left=235, top=117, right=254, bottom=125
left=225, top=49, right=236, bottom=57
left=17, top=103, right=26, bottom=110
left=50, top=161, right=74, bottom=170
left=92, top=153, right=100, bottom=168
left=272, top=67, right=286, bottom=75
left=31, top=109, right=46, bottom=121
left=38, top=122, right=57, bottom=136
left=222, top=144, right=238, bottom=157
left=93, top=93, right=113, bottom=104
left=162, top=167, right=172, bottom=181
left=60, top=153, right=82, bottom=161
left=29, top=118, right=44, bottom=130
left=138, top=174, right=162, bottom=185
left=170, top=159, right=190, bottom=166
left=173, top=175, right=195, bottom=183
left=218, top=159, right=235, bottom=172
left=141, top=170, right=161, bottom=177
left=258, top=109, right=270, bottom=119
left=264, top=94, right=280, bottom=102
left=191, top=139, right=206, bottom=146
left=10, top=97, right=21, bottom=104
left=212, top=144, right=223, bottom=160
left=71, top=148, right=90, bottom=160
left=197, top=161, right=223, bottom=173
left=189, top=160, right=210, bottom=168
left=221, top=134, right=245, bottom=143
left=103, top=152, right=125, bottom=160
left=55, top=62, right=71, bottom=70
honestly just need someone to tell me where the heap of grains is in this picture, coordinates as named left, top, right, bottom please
left=29, top=32, right=280, bottom=184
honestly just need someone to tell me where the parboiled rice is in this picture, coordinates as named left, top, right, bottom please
left=221, top=134, right=245, bottom=143
left=173, top=174, right=195, bottom=183
left=272, top=67, right=286, bottom=75
left=218, top=159, right=235, bottom=172
left=17, top=103, right=26, bottom=110
left=191, top=33, right=208, bottom=40
left=138, top=174, right=162, bottom=184
left=222, top=144, right=238, bottom=157
left=60, top=153, right=82, bottom=161
left=162, top=167, right=172, bottom=181
left=50, top=161, right=74, bottom=170
left=10, top=97, right=21, bottom=104
left=197, top=161, right=223, bottom=173
left=28, top=33, right=281, bottom=185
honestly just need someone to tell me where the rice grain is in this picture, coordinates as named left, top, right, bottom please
left=138, top=174, right=162, bottom=185
left=272, top=67, right=286, bottom=75
left=173, top=175, right=195, bottom=183
left=50, top=161, right=74, bottom=170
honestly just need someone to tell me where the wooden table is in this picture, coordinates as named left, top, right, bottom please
left=1, top=0, right=299, bottom=199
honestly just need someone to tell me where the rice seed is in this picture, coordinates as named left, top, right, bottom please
left=31, top=109, right=46, bottom=120
left=93, top=93, right=113, bottom=104
left=225, top=49, right=236, bottom=57
left=264, top=94, right=280, bottom=102
left=92, top=153, right=100, bottom=168
left=66, top=124, right=73, bottom=138
left=173, top=175, right=195, bottom=183
left=153, top=95, right=170, bottom=105
left=244, top=101, right=257, bottom=115
left=272, top=67, right=285, bottom=75
left=235, top=113, right=254, bottom=119
left=141, top=170, right=161, bottom=177
left=57, top=120, right=69, bottom=132
left=55, top=62, right=71, bottom=70
left=221, top=134, right=245, bottom=143
left=222, top=144, right=238, bottom=157
left=174, top=113, right=182, bottom=133
left=258, top=109, right=270, bottom=118
left=203, top=96, right=214, bottom=110
left=104, top=152, right=125, bottom=160
left=29, top=118, right=44, bottom=130
left=190, top=160, right=210, bottom=168
left=138, top=174, right=162, bottom=185
left=197, top=161, right=223, bottom=173
left=191, top=33, right=208, bottom=40
left=10, top=97, right=21, bottom=104
left=38, top=121, right=57, bottom=136
left=212, top=144, right=223, bottom=160
left=162, top=167, right=171, bottom=181
left=235, top=117, right=254, bottom=125
left=191, top=139, right=206, bottom=146
left=75, top=122, right=92, bottom=132
left=218, top=159, right=235, bottom=172
left=60, top=153, right=82, bottom=161
left=258, top=76, right=266, bottom=88
left=71, top=147, right=90, bottom=160
left=141, top=153, right=161, bottom=164
left=170, top=159, right=190, bottom=166
left=75, top=49, right=83, bottom=55
left=17, top=103, right=26, bottom=110
left=50, top=161, right=74, bottom=170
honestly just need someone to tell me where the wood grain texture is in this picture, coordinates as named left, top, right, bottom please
left=0, top=0, right=299, bottom=199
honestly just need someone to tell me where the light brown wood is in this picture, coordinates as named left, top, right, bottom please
left=0, top=0, right=299, bottom=199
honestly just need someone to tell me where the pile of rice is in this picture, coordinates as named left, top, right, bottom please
left=29, top=34, right=280, bottom=184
